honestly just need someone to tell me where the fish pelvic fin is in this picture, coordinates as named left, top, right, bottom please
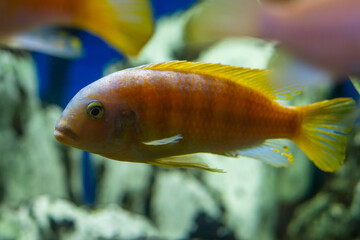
left=149, top=154, right=225, bottom=173
left=293, top=98, right=356, bottom=172
left=72, top=0, right=154, bottom=56
left=140, top=61, right=302, bottom=100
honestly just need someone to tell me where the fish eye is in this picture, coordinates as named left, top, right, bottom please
left=87, top=101, right=104, bottom=120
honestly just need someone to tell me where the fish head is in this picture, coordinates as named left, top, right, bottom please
left=54, top=78, right=135, bottom=155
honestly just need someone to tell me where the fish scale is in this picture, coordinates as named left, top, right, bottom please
left=123, top=70, right=300, bottom=154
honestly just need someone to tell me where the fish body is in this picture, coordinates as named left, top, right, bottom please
left=55, top=61, right=355, bottom=172
left=186, top=0, right=360, bottom=76
left=119, top=70, right=298, bottom=154
left=0, top=0, right=153, bottom=57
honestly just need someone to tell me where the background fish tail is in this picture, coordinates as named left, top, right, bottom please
left=72, top=0, right=154, bottom=56
left=293, top=98, right=356, bottom=172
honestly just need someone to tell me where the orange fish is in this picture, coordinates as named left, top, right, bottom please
left=54, top=61, right=355, bottom=172
left=0, top=0, right=154, bottom=57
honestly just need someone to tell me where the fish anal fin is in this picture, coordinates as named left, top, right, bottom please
left=139, top=61, right=302, bottom=100
left=227, top=139, right=295, bottom=168
left=150, top=154, right=225, bottom=173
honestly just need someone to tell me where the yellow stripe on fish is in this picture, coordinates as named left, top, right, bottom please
left=54, top=61, right=356, bottom=172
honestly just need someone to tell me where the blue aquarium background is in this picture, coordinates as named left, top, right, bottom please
left=1, top=0, right=360, bottom=239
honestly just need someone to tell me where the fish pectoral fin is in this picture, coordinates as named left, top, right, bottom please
left=149, top=154, right=225, bottom=173
left=7, top=28, right=82, bottom=58
left=142, top=134, right=183, bottom=146
left=227, top=139, right=294, bottom=168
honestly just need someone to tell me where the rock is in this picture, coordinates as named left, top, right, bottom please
left=201, top=155, right=278, bottom=240
left=151, top=169, right=220, bottom=239
left=0, top=196, right=159, bottom=240
left=197, top=38, right=276, bottom=69
left=96, top=156, right=154, bottom=214
left=0, top=49, right=70, bottom=203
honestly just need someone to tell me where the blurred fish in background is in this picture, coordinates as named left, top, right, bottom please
left=0, top=0, right=154, bottom=57
left=186, top=0, right=360, bottom=90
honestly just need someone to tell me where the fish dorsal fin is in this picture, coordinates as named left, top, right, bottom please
left=139, top=61, right=302, bottom=100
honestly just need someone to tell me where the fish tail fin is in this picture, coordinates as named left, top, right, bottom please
left=293, top=98, right=355, bottom=172
left=73, top=0, right=154, bottom=56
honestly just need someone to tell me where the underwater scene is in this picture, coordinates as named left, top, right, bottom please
left=1, top=0, right=360, bottom=239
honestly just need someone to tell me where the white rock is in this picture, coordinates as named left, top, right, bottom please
left=96, top=156, right=153, bottom=214
left=201, top=155, right=277, bottom=240
left=197, top=38, right=276, bottom=69
left=0, top=196, right=159, bottom=240
left=151, top=170, right=220, bottom=238
left=0, top=50, right=68, bottom=203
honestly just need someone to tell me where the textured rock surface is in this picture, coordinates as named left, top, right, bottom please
left=151, top=169, right=220, bottom=238
left=0, top=196, right=159, bottom=240
left=202, top=156, right=278, bottom=240
left=0, top=50, right=69, bottom=203
left=96, top=156, right=153, bottom=214
left=197, top=38, right=276, bottom=69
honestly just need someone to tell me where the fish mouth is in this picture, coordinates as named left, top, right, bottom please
left=54, top=125, right=79, bottom=143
